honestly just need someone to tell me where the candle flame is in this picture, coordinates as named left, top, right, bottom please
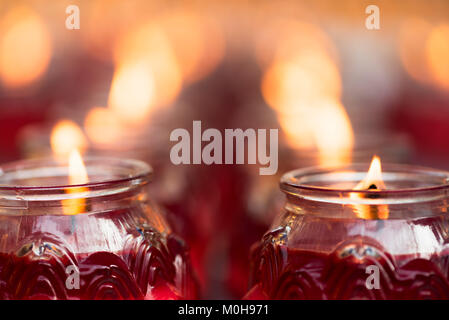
left=113, top=22, right=182, bottom=118
left=0, top=6, right=52, bottom=88
left=260, top=20, right=353, bottom=166
left=352, top=155, right=388, bottom=220
left=354, top=155, right=386, bottom=191
left=427, top=24, right=449, bottom=91
left=68, top=149, right=88, bottom=186
left=62, top=149, right=88, bottom=215
left=161, top=9, right=225, bottom=83
left=108, top=60, right=156, bottom=124
left=398, top=18, right=432, bottom=85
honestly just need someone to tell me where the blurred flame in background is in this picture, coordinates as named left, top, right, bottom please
left=113, top=22, right=182, bottom=110
left=427, top=24, right=449, bottom=91
left=398, top=18, right=433, bottom=85
left=51, top=120, right=87, bottom=159
left=398, top=18, right=449, bottom=92
left=0, top=5, right=52, bottom=89
left=4, top=0, right=449, bottom=300
left=108, top=59, right=156, bottom=123
left=260, top=20, right=353, bottom=166
left=83, top=8, right=225, bottom=147
left=160, top=9, right=225, bottom=84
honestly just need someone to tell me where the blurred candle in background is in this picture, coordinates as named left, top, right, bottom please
left=3, top=0, right=449, bottom=300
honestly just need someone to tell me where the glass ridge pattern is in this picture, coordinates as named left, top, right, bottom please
left=247, top=227, right=449, bottom=299
left=0, top=226, right=197, bottom=299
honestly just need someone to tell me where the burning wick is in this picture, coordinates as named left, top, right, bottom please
left=354, top=155, right=386, bottom=191
left=352, top=155, right=389, bottom=220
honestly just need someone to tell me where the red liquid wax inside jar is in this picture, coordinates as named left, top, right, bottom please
left=245, top=163, right=449, bottom=300
left=246, top=230, right=449, bottom=300
left=0, top=157, right=199, bottom=300
left=0, top=209, right=198, bottom=300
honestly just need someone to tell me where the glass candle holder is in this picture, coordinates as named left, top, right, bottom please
left=232, top=133, right=412, bottom=298
left=0, top=157, right=198, bottom=300
left=246, top=163, right=449, bottom=300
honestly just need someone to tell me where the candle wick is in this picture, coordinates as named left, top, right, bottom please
left=368, top=183, right=378, bottom=190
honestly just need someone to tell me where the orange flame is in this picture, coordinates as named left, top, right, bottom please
left=0, top=6, right=52, bottom=88
left=352, top=155, right=388, bottom=220
left=108, top=60, right=156, bottom=124
left=312, top=100, right=354, bottom=166
left=50, top=120, right=87, bottom=159
left=427, top=24, right=449, bottom=91
left=354, top=155, right=386, bottom=191
left=62, top=149, right=88, bottom=215
left=50, top=121, right=89, bottom=215
left=161, top=9, right=225, bottom=83
left=260, top=23, right=353, bottom=166
left=113, top=22, right=182, bottom=115
left=398, top=18, right=432, bottom=84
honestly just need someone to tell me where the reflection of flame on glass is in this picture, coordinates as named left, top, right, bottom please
left=51, top=120, right=87, bottom=159
left=0, top=6, right=52, bottom=88
left=260, top=21, right=353, bottom=166
left=84, top=107, right=123, bottom=145
left=113, top=22, right=182, bottom=112
left=427, top=24, right=449, bottom=91
left=108, top=60, right=156, bottom=123
left=351, top=155, right=389, bottom=220
left=63, top=149, right=89, bottom=215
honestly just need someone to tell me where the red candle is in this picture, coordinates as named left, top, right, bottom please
left=246, top=156, right=449, bottom=299
left=0, top=155, right=198, bottom=299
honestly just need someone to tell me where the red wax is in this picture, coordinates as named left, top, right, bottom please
left=246, top=238, right=449, bottom=300
left=0, top=232, right=198, bottom=300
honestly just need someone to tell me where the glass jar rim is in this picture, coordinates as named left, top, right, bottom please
left=280, top=162, right=449, bottom=196
left=0, top=156, right=152, bottom=192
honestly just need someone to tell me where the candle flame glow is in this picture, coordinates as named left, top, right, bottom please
left=113, top=22, right=182, bottom=115
left=354, top=155, right=386, bottom=191
left=260, top=20, right=353, bottom=166
left=68, top=149, right=88, bottom=186
left=427, top=24, right=449, bottom=91
left=108, top=60, right=156, bottom=124
left=0, top=6, right=52, bottom=88
left=352, top=155, right=389, bottom=220
left=62, top=149, right=88, bottom=215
